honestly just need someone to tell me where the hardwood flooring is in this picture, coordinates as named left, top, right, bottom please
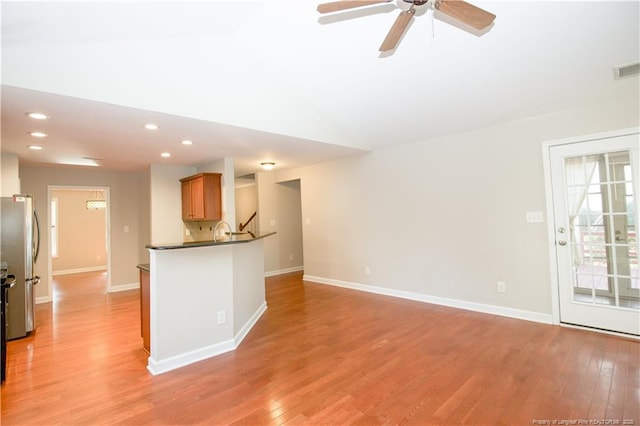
left=1, top=271, right=638, bottom=425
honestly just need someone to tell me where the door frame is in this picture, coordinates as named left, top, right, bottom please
left=47, top=185, right=112, bottom=299
left=542, top=127, right=640, bottom=336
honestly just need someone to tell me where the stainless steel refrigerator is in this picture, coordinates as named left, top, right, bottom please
left=0, top=195, right=40, bottom=340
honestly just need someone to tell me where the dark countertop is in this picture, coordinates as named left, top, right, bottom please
left=146, top=232, right=276, bottom=251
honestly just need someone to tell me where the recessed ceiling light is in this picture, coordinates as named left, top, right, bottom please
left=29, top=131, right=48, bottom=138
left=161, top=152, right=171, bottom=158
left=26, top=112, right=49, bottom=120
left=144, top=123, right=159, bottom=130
left=181, top=140, right=194, bottom=145
left=260, top=162, right=276, bottom=170
left=28, top=145, right=43, bottom=150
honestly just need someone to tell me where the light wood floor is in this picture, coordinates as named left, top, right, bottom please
left=1, top=271, right=638, bottom=425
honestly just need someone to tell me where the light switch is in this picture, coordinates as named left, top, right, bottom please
left=123, top=226, right=130, bottom=233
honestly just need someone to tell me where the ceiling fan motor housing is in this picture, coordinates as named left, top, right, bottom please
left=402, top=0, right=429, bottom=5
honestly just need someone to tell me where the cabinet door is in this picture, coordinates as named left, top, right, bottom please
left=139, top=269, right=150, bottom=354
left=181, top=181, right=192, bottom=220
left=190, top=176, right=205, bottom=219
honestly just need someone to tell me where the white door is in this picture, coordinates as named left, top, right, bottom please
left=548, top=131, right=639, bottom=336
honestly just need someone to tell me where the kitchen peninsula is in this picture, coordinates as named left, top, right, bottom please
left=143, top=232, right=275, bottom=375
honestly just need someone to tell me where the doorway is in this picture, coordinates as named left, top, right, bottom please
left=544, top=129, right=639, bottom=336
left=47, top=186, right=111, bottom=301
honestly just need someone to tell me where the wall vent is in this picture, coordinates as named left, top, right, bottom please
left=614, top=62, right=640, bottom=80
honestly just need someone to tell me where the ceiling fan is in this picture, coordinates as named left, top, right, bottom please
left=317, top=0, right=496, bottom=52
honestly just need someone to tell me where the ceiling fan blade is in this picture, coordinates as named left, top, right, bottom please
left=317, top=0, right=392, bottom=14
left=435, top=0, right=496, bottom=30
left=379, top=9, right=414, bottom=52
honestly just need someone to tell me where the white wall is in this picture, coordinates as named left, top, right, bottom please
left=149, top=164, right=196, bottom=245
left=1, top=152, right=20, bottom=196
left=275, top=97, right=640, bottom=318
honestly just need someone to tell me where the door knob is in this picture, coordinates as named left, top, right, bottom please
left=558, top=240, right=567, bottom=246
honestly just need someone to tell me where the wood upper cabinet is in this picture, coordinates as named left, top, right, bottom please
left=180, top=173, right=222, bottom=221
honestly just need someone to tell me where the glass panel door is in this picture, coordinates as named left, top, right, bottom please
left=549, top=133, right=639, bottom=336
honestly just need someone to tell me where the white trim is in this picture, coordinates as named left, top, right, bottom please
left=265, top=265, right=303, bottom=277
left=52, top=266, right=107, bottom=276
left=147, top=339, right=236, bottom=376
left=147, top=302, right=268, bottom=376
left=303, top=274, right=553, bottom=325
left=36, top=296, right=51, bottom=304
left=559, top=323, right=639, bottom=341
left=234, top=301, right=267, bottom=347
left=108, top=282, right=139, bottom=293
left=542, top=141, right=562, bottom=326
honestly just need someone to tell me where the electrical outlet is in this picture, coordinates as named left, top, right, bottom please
left=365, top=266, right=371, bottom=275
left=217, top=310, right=226, bottom=325
left=289, top=254, right=294, bottom=261
left=497, top=281, right=506, bottom=293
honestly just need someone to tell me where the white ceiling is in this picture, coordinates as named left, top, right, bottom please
left=1, top=1, right=638, bottom=176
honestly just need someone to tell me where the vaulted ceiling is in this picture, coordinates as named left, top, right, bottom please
left=2, top=1, right=638, bottom=175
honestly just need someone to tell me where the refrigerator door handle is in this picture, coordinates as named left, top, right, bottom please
left=33, top=208, right=41, bottom=263
left=26, top=276, right=40, bottom=286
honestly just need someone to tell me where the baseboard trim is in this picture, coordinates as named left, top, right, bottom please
left=36, top=296, right=51, bottom=304
left=234, top=301, right=267, bottom=347
left=108, top=282, right=139, bottom=293
left=53, top=266, right=107, bottom=276
left=147, top=339, right=236, bottom=376
left=303, top=274, right=553, bottom=325
left=147, top=302, right=268, bottom=376
left=265, top=266, right=303, bottom=278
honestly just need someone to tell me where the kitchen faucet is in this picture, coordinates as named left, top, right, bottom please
left=213, top=221, right=232, bottom=241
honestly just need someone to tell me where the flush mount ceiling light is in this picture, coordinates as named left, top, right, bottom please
left=181, top=140, right=194, bottom=145
left=26, top=112, right=49, bottom=120
left=144, top=123, right=159, bottom=130
left=28, top=145, right=43, bottom=150
left=29, top=131, right=48, bottom=138
left=261, top=162, right=276, bottom=170
left=86, top=190, right=106, bottom=210
left=161, top=152, right=171, bottom=158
